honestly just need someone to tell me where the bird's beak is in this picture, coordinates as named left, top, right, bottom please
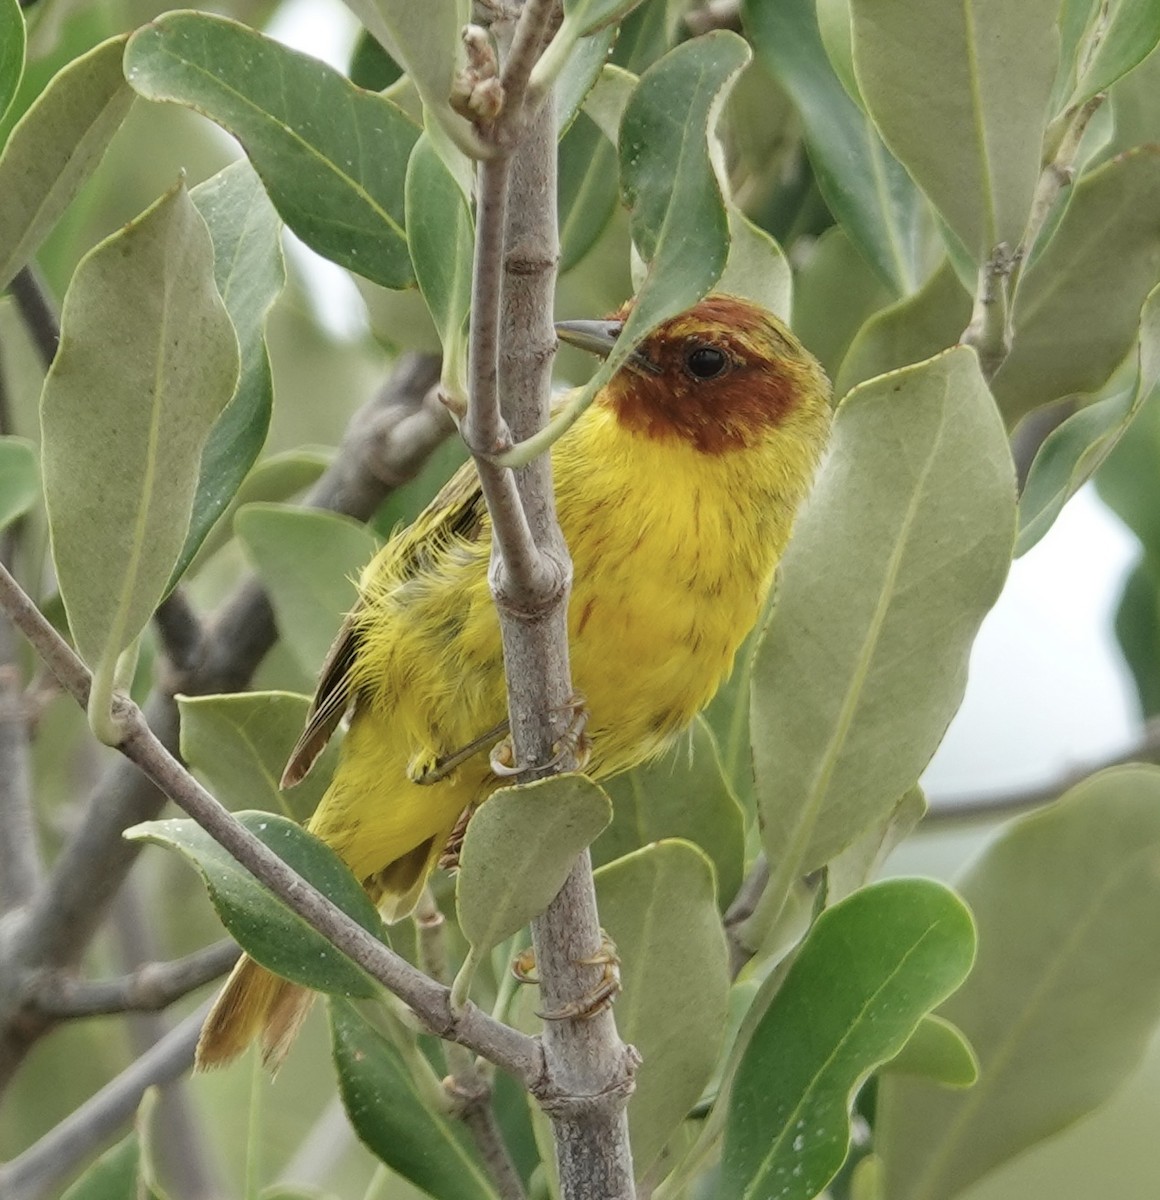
left=554, top=319, right=660, bottom=373
left=554, top=319, right=621, bottom=358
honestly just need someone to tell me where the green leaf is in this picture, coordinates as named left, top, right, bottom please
left=882, top=1014, right=979, bottom=1089
left=456, top=774, right=612, bottom=956
left=597, top=717, right=745, bottom=909
left=848, top=0, right=1059, bottom=263
left=622, top=30, right=747, bottom=292
left=557, top=28, right=618, bottom=136
left=178, top=691, right=338, bottom=822
left=0, top=437, right=38, bottom=532
left=1016, top=270, right=1160, bottom=554
left=1098, top=380, right=1160, bottom=551
left=126, top=811, right=383, bottom=997
left=330, top=999, right=500, bottom=1200
left=167, top=162, right=285, bottom=588
left=235, top=503, right=379, bottom=678
left=595, top=839, right=730, bottom=1176
left=564, top=0, right=648, bottom=36
left=348, top=29, right=402, bottom=92
left=518, top=32, right=749, bottom=462
left=791, top=226, right=893, bottom=379
left=558, top=111, right=619, bottom=274
left=406, top=134, right=472, bottom=401
left=1072, top=0, right=1160, bottom=102
left=992, top=148, right=1160, bottom=425
left=124, top=12, right=419, bottom=290
left=188, top=447, right=332, bottom=570
left=721, top=878, right=976, bottom=1200
left=41, top=180, right=239, bottom=716
left=1114, top=557, right=1160, bottom=716
left=745, top=0, right=926, bottom=295
left=0, top=0, right=24, bottom=125
left=340, top=0, right=475, bottom=158
left=582, top=63, right=637, bottom=145
left=815, top=0, right=858, bottom=102
left=717, top=208, right=792, bottom=323
left=835, top=260, right=971, bottom=398
left=0, top=35, right=134, bottom=291
left=826, top=787, right=927, bottom=904
left=878, top=765, right=1160, bottom=1200
left=751, top=348, right=1015, bottom=917
left=60, top=1132, right=141, bottom=1200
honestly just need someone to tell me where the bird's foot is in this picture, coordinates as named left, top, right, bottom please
left=409, top=719, right=511, bottom=786
left=510, top=932, right=621, bottom=1021
left=488, top=692, right=592, bottom=778
left=437, top=803, right=479, bottom=872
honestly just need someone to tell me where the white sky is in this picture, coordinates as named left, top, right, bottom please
left=923, top=485, right=1142, bottom=802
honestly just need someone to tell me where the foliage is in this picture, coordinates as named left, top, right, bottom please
left=5, top=1, right=1160, bottom=1199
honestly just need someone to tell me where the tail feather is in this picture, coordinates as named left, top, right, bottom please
left=196, top=954, right=314, bottom=1071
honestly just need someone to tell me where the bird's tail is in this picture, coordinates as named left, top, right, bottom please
left=195, top=814, right=462, bottom=1070
left=196, top=954, right=314, bottom=1071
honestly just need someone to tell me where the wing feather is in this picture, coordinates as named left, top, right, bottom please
left=280, top=459, right=487, bottom=789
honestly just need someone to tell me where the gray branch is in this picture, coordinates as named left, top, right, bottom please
left=464, top=4, right=639, bottom=1195
left=0, top=353, right=446, bottom=1085
left=0, top=557, right=545, bottom=1089
left=0, top=337, right=42, bottom=915
left=926, top=716, right=1160, bottom=827
left=32, top=940, right=241, bottom=1019
left=9, top=267, right=60, bottom=370
left=0, top=1004, right=208, bottom=1200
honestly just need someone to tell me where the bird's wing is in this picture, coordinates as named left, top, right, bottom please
left=280, top=459, right=488, bottom=789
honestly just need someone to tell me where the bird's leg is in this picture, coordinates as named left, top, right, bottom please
left=409, top=718, right=511, bottom=785
left=437, top=802, right=480, bottom=871
left=489, top=692, right=592, bottom=778
left=510, top=931, right=622, bottom=1021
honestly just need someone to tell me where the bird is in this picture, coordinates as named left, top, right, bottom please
left=195, top=293, right=832, bottom=1068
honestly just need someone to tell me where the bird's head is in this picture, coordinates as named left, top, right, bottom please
left=555, top=294, right=831, bottom=456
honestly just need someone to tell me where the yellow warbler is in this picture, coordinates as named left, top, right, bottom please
left=197, top=295, right=831, bottom=1068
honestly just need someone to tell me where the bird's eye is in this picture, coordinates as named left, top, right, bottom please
left=685, top=345, right=729, bottom=379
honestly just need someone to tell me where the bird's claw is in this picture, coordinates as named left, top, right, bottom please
left=437, top=802, right=479, bottom=872
left=488, top=693, right=592, bottom=778
left=511, top=933, right=621, bottom=1021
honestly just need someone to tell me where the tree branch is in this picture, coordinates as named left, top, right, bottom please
left=9, top=267, right=61, bottom=370
left=31, top=941, right=241, bottom=1019
left=415, top=890, right=528, bottom=1200
left=0, top=557, right=544, bottom=1085
left=926, top=717, right=1160, bottom=827
left=0, top=353, right=446, bottom=1085
left=465, top=4, right=639, bottom=1195
left=152, top=590, right=205, bottom=678
left=0, top=1005, right=209, bottom=1200
left=0, top=340, right=41, bottom=915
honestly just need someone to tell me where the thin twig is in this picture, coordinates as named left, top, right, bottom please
left=0, top=557, right=544, bottom=1086
left=107, top=884, right=222, bottom=1200
left=153, top=591, right=204, bottom=678
left=415, top=890, right=528, bottom=1200
left=962, top=92, right=1106, bottom=383
left=0, top=341, right=41, bottom=914
left=0, top=355, right=447, bottom=1086
left=925, top=718, right=1160, bottom=828
left=499, top=0, right=557, bottom=124
left=9, top=267, right=61, bottom=370
left=466, top=5, right=638, bottom=1195
left=0, top=1005, right=209, bottom=1200
left=32, top=941, right=241, bottom=1019
left=723, top=855, right=769, bottom=979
